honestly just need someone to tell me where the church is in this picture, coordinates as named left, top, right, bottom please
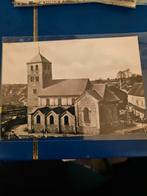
left=27, top=52, right=120, bottom=135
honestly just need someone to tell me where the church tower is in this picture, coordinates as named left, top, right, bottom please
left=27, top=52, right=52, bottom=109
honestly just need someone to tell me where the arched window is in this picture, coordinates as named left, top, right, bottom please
left=31, top=66, right=33, bottom=71
left=83, top=107, right=90, bottom=123
left=36, top=115, right=41, bottom=124
left=50, top=115, right=54, bottom=125
left=64, top=116, right=69, bottom=125
left=36, top=65, right=38, bottom=71
left=36, top=76, right=39, bottom=82
left=30, top=76, right=34, bottom=82
left=58, top=98, right=62, bottom=106
left=72, top=98, right=75, bottom=105
left=33, top=89, right=37, bottom=94
left=46, top=98, right=50, bottom=106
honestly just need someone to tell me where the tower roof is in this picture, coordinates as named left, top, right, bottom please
left=27, top=53, right=51, bottom=64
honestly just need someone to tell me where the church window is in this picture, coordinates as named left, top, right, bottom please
left=58, top=98, right=62, bottom=105
left=46, top=98, right=50, bottom=106
left=36, top=65, right=38, bottom=71
left=36, top=76, right=39, bottom=82
left=141, top=100, right=144, bottom=107
left=64, top=116, right=69, bottom=125
left=36, top=115, right=41, bottom=124
left=30, top=76, right=34, bottom=82
left=50, top=115, right=54, bottom=125
left=31, top=66, right=33, bottom=71
left=72, top=98, right=75, bottom=105
left=83, top=107, right=90, bottom=123
left=33, top=89, right=37, bottom=94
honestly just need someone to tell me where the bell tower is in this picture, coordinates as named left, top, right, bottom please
left=27, top=52, right=52, bottom=109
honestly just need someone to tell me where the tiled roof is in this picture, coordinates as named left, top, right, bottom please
left=27, top=53, right=51, bottom=64
left=103, top=88, right=120, bottom=102
left=129, top=102, right=146, bottom=114
left=128, top=83, right=144, bottom=97
left=32, top=106, right=75, bottom=116
left=109, top=86, right=127, bottom=99
left=46, top=79, right=65, bottom=86
left=33, top=107, right=51, bottom=115
left=53, top=107, right=65, bottom=115
left=39, top=79, right=89, bottom=97
left=92, top=84, right=106, bottom=98
left=66, top=107, right=75, bottom=115
left=76, top=84, right=119, bottom=103
left=91, top=84, right=120, bottom=102
left=87, top=89, right=102, bottom=100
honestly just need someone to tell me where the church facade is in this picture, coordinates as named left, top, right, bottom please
left=27, top=52, right=120, bottom=135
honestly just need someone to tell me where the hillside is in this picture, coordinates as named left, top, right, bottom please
left=2, top=84, right=27, bottom=106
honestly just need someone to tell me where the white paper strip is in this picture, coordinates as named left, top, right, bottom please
left=137, top=0, right=147, bottom=4
left=13, top=0, right=136, bottom=8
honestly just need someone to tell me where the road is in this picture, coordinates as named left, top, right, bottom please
left=9, top=122, right=147, bottom=140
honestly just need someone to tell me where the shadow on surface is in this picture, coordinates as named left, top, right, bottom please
left=0, top=158, right=147, bottom=194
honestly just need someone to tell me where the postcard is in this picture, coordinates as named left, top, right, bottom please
left=1, top=35, right=147, bottom=140
left=137, top=0, right=147, bottom=4
left=13, top=0, right=136, bottom=8
left=96, top=0, right=136, bottom=7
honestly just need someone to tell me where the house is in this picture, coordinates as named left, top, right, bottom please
left=128, top=83, right=146, bottom=120
left=27, top=52, right=121, bottom=135
left=74, top=84, right=120, bottom=134
left=60, top=107, right=76, bottom=133
left=30, top=106, right=76, bottom=133
left=108, top=85, right=128, bottom=109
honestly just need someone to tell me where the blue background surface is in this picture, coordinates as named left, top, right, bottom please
left=1, top=1, right=147, bottom=160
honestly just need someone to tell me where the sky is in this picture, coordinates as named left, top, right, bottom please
left=2, top=36, right=142, bottom=84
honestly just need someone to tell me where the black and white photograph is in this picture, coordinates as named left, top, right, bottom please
left=1, top=36, right=147, bottom=140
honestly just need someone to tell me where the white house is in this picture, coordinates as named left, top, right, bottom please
left=128, top=83, right=146, bottom=120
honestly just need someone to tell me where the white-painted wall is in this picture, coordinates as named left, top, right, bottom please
left=128, top=95, right=146, bottom=109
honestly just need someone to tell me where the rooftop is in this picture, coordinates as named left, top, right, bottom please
left=27, top=53, right=52, bottom=64
left=39, top=79, right=90, bottom=97
left=32, top=106, right=75, bottom=116
left=92, top=84, right=106, bottom=98
left=128, top=83, right=144, bottom=97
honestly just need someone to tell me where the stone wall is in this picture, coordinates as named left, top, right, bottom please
left=46, top=113, right=59, bottom=133
left=32, top=111, right=45, bottom=132
left=75, top=93, right=100, bottom=135
left=99, top=102, right=120, bottom=132
left=60, top=114, right=76, bottom=133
